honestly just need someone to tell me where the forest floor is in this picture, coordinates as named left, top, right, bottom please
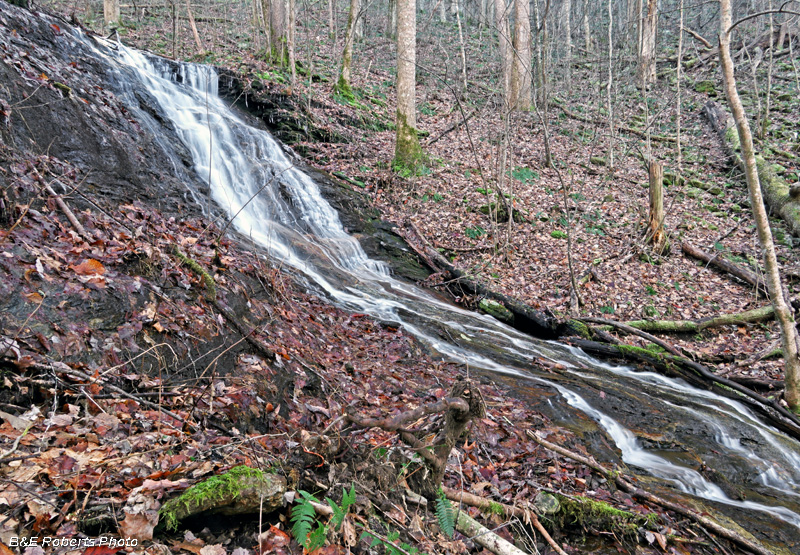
left=1, top=2, right=799, bottom=555
left=76, top=0, right=800, bottom=389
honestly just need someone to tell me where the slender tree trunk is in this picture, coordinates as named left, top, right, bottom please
left=647, top=160, right=668, bottom=253
left=480, top=0, right=488, bottom=29
left=638, top=0, right=657, bottom=84
left=607, top=0, right=614, bottom=169
left=262, top=0, right=287, bottom=63
left=394, top=0, right=423, bottom=169
left=510, top=0, right=531, bottom=109
left=719, top=0, right=800, bottom=411
left=387, top=0, right=397, bottom=38
left=676, top=0, right=684, bottom=171
left=287, top=0, right=296, bottom=86
left=337, top=0, right=361, bottom=96
left=563, top=0, right=572, bottom=80
left=494, top=0, right=512, bottom=109
left=104, top=0, right=120, bottom=26
left=456, top=5, right=468, bottom=91
left=439, top=0, right=447, bottom=23
left=582, top=0, right=590, bottom=53
left=328, top=0, right=336, bottom=40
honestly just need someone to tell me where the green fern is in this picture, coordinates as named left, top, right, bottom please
left=435, top=487, right=456, bottom=538
left=326, top=485, right=357, bottom=530
left=291, top=490, right=325, bottom=550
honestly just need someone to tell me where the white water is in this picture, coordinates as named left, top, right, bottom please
left=94, top=39, right=800, bottom=532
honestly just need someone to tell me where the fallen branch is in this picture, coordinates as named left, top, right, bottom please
left=526, top=432, right=776, bottom=555
left=578, top=316, right=683, bottom=356
left=554, top=101, right=676, bottom=144
left=44, top=181, right=89, bottom=241
left=426, top=108, right=477, bottom=146
left=681, top=241, right=767, bottom=296
left=442, top=487, right=567, bottom=555
left=617, top=305, right=775, bottom=334
left=683, top=27, right=713, bottom=49
left=455, top=510, right=531, bottom=555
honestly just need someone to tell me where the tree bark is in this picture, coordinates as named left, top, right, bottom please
left=185, top=0, right=203, bottom=54
left=638, top=0, right=658, bottom=84
left=704, top=100, right=800, bottom=239
left=336, top=0, right=361, bottom=96
left=510, top=0, right=531, bottom=109
left=394, top=0, right=423, bottom=169
left=646, top=159, right=668, bottom=253
left=718, top=0, right=800, bottom=411
left=262, top=0, right=287, bottom=63
left=104, top=0, right=120, bottom=26
left=494, top=0, right=512, bottom=109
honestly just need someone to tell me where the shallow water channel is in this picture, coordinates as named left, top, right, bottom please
left=86, top=35, right=800, bottom=550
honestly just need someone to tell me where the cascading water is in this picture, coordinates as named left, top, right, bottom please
left=89, top=37, right=800, bottom=539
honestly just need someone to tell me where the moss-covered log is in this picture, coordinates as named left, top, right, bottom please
left=159, top=466, right=286, bottom=530
left=622, top=305, right=775, bottom=333
left=704, top=100, right=800, bottom=237
left=569, top=338, right=800, bottom=441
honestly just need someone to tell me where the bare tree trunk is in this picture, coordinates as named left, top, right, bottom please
left=510, top=0, right=531, bottom=109
left=328, top=0, right=336, bottom=40
left=480, top=0, right=488, bottom=29
left=394, top=0, right=423, bottom=169
left=719, top=0, right=800, bottom=411
left=647, top=160, right=668, bottom=253
left=262, top=0, right=287, bottom=63
left=582, top=0, right=590, bottom=53
left=456, top=4, right=468, bottom=91
left=563, top=0, right=572, bottom=80
left=104, top=0, right=120, bottom=27
left=336, top=0, right=361, bottom=96
left=676, top=0, right=684, bottom=171
left=638, top=0, right=657, bottom=84
left=494, top=0, right=512, bottom=109
left=287, top=0, right=296, bottom=87
left=607, top=0, right=614, bottom=169
left=439, top=0, right=447, bottom=23
left=387, top=0, right=397, bottom=38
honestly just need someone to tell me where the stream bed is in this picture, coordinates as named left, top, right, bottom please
left=82, top=33, right=800, bottom=551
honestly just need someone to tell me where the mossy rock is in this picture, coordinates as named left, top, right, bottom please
left=159, top=466, right=286, bottom=531
left=479, top=298, right=514, bottom=323
left=590, top=156, right=607, bottom=167
left=695, top=80, right=716, bottom=95
left=478, top=202, right=527, bottom=223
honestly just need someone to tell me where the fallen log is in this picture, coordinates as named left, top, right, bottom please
left=616, top=305, right=775, bottom=334
left=397, top=220, right=578, bottom=339
left=681, top=240, right=768, bottom=296
left=454, top=510, right=531, bottom=555
left=553, top=101, right=677, bottom=144
left=703, top=101, right=800, bottom=238
left=569, top=337, right=800, bottom=441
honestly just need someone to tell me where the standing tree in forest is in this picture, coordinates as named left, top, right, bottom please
left=718, top=0, right=800, bottom=411
left=261, top=0, right=287, bottom=63
left=638, top=0, right=658, bottom=85
left=495, top=0, right=512, bottom=109
left=510, top=0, right=531, bottom=109
left=104, top=0, right=119, bottom=27
left=336, top=0, right=361, bottom=98
left=394, top=0, right=423, bottom=170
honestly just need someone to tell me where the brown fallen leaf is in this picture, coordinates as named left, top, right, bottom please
left=71, top=259, right=105, bottom=275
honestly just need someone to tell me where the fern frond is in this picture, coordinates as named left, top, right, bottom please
left=291, top=490, right=320, bottom=549
left=435, top=488, right=455, bottom=538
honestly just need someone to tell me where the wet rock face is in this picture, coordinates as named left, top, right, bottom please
left=0, top=2, right=208, bottom=216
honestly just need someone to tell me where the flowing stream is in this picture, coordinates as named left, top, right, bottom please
left=88, top=37, right=800, bottom=547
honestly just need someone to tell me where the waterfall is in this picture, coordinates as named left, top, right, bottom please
left=89, top=36, right=800, bottom=532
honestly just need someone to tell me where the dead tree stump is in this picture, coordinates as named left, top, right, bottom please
left=647, top=159, right=669, bottom=254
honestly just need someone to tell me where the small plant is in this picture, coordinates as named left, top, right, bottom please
left=645, top=285, right=657, bottom=295
left=435, top=488, right=456, bottom=538
left=326, top=485, right=357, bottom=530
left=362, top=530, right=422, bottom=555
left=291, top=490, right=326, bottom=551
left=510, top=166, right=539, bottom=183
left=465, top=225, right=486, bottom=239
left=551, top=230, right=568, bottom=239
left=600, top=305, right=615, bottom=314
